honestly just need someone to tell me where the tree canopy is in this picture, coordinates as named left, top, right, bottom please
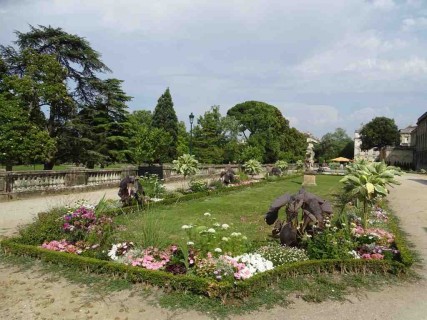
left=315, top=128, right=354, bottom=162
left=152, top=88, right=178, bottom=161
left=360, top=117, right=400, bottom=150
left=227, top=101, right=305, bottom=163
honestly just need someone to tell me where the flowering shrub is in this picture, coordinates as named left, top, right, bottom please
left=63, top=206, right=97, bottom=233
left=234, top=253, right=274, bottom=275
left=107, top=241, right=135, bottom=261
left=181, top=212, right=249, bottom=257
left=62, top=205, right=114, bottom=244
left=41, top=239, right=95, bottom=255
left=306, top=222, right=355, bottom=260
left=256, top=243, right=309, bottom=266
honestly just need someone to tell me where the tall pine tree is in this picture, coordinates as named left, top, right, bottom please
left=152, top=88, right=178, bottom=162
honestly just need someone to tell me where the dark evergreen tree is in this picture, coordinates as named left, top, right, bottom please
left=63, top=79, right=131, bottom=168
left=193, top=106, right=226, bottom=164
left=152, top=88, right=178, bottom=162
left=0, top=25, right=111, bottom=169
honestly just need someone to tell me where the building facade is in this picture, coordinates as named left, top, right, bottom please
left=399, top=125, right=417, bottom=147
left=415, top=112, right=427, bottom=170
left=354, top=130, right=380, bottom=162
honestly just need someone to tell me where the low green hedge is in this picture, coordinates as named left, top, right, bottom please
left=0, top=237, right=409, bottom=300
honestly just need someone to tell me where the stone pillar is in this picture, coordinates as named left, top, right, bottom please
left=302, top=173, right=317, bottom=187
left=65, top=168, right=87, bottom=187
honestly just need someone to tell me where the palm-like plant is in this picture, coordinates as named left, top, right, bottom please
left=243, top=159, right=262, bottom=177
left=172, top=154, right=199, bottom=180
left=340, top=161, right=402, bottom=228
left=275, top=160, right=289, bottom=172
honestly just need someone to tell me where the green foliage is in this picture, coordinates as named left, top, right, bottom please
left=0, top=94, right=57, bottom=169
left=275, top=160, right=289, bottom=171
left=315, top=128, right=354, bottom=161
left=139, top=174, right=166, bottom=198
left=16, top=209, right=65, bottom=245
left=182, top=213, right=249, bottom=256
left=227, top=101, right=306, bottom=163
left=296, top=159, right=304, bottom=170
left=172, top=154, right=199, bottom=179
left=238, top=145, right=263, bottom=163
left=340, top=161, right=402, bottom=228
left=189, top=179, right=208, bottom=192
left=72, top=78, right=131, bottom=167
left=176, top=121, right=190, bottom=156
left=305, top=226, right=354, bottom=260
left=243, top=159, right=262, bottom=176
left=360, top=117, right=400, bottom=150
left=126, top=110, right=172, bottom=164
left=152, top=88, right=178, bottom=161
left=1, top=25, right=113, bottom=169
left=193, top=106, right=226, bottom=164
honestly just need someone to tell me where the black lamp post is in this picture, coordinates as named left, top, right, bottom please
left=189, top=112, right=194, bottom=155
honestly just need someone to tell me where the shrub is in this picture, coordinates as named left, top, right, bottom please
left=139, top=174, right=166, bottom=198
left=172, top=154, right=199, bottom=179
left=243, top=159, right=262, bottom=177
left=17, top=208, right=65, bottom=245
left=275, top=160, right=289, bottom=172
left=189, top=179, right=208, bottom=192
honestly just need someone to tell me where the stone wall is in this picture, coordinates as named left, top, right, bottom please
left=384, top=146, right=415, bottom=168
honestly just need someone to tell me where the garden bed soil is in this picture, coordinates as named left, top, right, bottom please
left=1, top=174, right=427, bottom=319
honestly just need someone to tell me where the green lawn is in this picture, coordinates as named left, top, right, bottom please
left=115, top=175, right=342, bottom=247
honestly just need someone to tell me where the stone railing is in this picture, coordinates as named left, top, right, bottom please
left=0, top=167, right=137, bottom=200
left=0, top=163, right=299, bottom=200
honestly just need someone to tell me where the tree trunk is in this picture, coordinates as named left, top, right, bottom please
left=6, top=164, right=13, bottom=171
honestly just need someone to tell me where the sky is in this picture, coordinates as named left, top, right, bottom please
left=1, top=0, right=427, bottom=138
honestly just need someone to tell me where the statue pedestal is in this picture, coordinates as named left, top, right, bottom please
left=302, top=174, right=317, bottom=187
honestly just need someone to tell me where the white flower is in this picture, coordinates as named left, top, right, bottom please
left=332, top=227, right=338, bottom=232
left=181, top=225, right=192, bottom=230
left=214, top=248, right=222, bottom=253
left=204, top=212, right=211, bottom=217
left=207, top=228, right=216, bottom=233
left=242, top=236, right=248, bottom=240
left=213, top=222, right=220, bottom=227
left=348, top=250, right=361, bottom=259
left=222, top=237, right=229, bottom=242
left=187, top=241, right=194, bottom=246
left=325, top=223, right=331, bottom=228
left=231, top=232, right=242, bottom=237
left=221, top=224, right=230, bottom=230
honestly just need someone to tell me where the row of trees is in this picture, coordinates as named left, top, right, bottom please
left=0, top=26, right=310, bottom=170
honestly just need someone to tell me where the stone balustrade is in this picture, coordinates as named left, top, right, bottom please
left=0, top=163, right=294, bottom=201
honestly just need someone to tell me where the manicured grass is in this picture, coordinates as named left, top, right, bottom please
left=115, top=175, right=342, bottom=247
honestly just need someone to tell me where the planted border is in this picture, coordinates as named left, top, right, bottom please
left=0, top=211, right=412, bottom=300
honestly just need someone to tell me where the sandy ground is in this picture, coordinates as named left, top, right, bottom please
left=0, top=174, right=426, bottom=319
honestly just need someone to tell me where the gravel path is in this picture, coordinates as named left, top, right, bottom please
left=0, top=174, right=426, bottom=319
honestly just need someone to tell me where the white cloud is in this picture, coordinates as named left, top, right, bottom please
left=369, top=0, right=396, bottom=10
left=402, top=16, right=427, bottom=31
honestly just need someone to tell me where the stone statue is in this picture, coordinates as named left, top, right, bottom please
left=305, top=137, right=317, bottom=171
left=264, top=188, right=333, bottom=246
left=220, top=167, right=236, bottom=185
left=118, top=176, right=145, bottom=206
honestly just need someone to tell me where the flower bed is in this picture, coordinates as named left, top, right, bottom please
left=0, top=173, right=413, bottom=300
